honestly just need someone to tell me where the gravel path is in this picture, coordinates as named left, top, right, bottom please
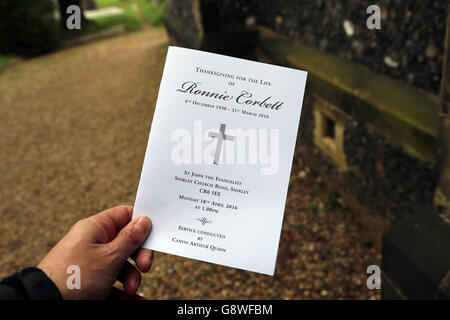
left=0, top=29, right=380, bottom=299
left=0, top=28, right=167, bottom=277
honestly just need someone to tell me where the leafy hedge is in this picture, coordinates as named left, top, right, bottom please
left=0, top=0, right=61, bottom=57
left=137, top=0, right=165, bottom=26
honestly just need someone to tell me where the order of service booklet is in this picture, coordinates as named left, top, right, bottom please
left=133, top=46, right=307, bottom=275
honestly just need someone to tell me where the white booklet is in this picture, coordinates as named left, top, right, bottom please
left=133, top=46, right=307, bottom=275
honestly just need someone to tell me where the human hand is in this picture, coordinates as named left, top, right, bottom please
left=37, top=206, right=153, bottom=300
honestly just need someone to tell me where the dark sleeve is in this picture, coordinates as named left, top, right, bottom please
left=0, top=267, right=63, bottom=300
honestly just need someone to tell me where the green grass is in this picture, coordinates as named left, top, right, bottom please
left=95, top=0, right=133, bottom=8
left=137, top=0, right=165, bottom=26
left=62, top=3, right=141, bottom=41
left=0, top=55, right=17, bottom=69
left=61, top=0, right=164, bottom=43
left=97, top=0, right=165, bottom=27
left=93, top=5, right=141, bottom=31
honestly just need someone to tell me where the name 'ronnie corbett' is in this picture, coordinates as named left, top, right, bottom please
left=176, top=81, right=284, bottom=110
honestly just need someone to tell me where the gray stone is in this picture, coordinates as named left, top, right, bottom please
left=382, top=213, right=450, bottom=299
left=342, top=20, right=355, bottom=37
left=426, top=42, right=438, bottom=59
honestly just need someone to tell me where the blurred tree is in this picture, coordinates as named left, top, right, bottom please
left=0, top=0, right=61, bottom=57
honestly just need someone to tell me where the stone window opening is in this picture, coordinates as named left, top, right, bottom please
left=313, top=96, right=348, bottom=171
left=323, top=115, right=336, bottom=139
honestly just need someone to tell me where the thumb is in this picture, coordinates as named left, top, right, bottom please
left=107, top=216, right=152, bottom=265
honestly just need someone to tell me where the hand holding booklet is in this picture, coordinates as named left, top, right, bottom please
left=133, top=46, right=307, bottom=275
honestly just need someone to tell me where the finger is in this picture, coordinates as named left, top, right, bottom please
left=88, top=206, right=134, bottom=242
left=117, top=261, right=142, bottom=296
left=106, top=216, right=152, bottom=267
left=132, top=248, right=154, bottom=273
left=107, top=287, right=146, bottom=300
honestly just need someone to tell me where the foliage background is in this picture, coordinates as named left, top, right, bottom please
left=0, top=0, right=61, bottom=57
